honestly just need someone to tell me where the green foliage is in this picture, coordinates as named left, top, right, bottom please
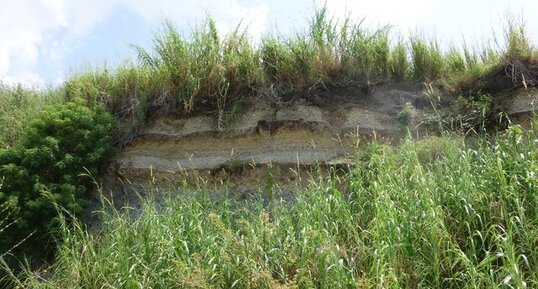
left=7, top=121, right=538, bottom=288
left=434, top=93, right=495, bottom=132
left=0, top=84, right=64, bottom=148
left=458, top=93, right=494, bottom=130
left=410, top=36, right=445, bottom=81
left=60, top=6, right=534, bottom=130
left=65, top=64, right=157, bottom=121
left=443, top=20, right=534, bottom=93
left=132, top=18, right=262, bottom=115
left=505, top=19, right=532, bottom=58
left=445, top=48, right=467, bottom=74
left=397, top=102, right=414, bottom=126
left=0, top=100, right=114, bottom=255
left=388, top=40, right=409, bottom=81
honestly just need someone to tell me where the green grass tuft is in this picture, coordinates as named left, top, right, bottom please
left=6, top=120, right=537, bottom=288
left=57, top=6, right=535, bottom=131
left=0, top=84, right=65, bottom=148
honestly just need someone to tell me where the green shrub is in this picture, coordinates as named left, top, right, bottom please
left=0, top=99, right=114, bottom=255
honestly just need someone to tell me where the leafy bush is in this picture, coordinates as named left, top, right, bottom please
left=0, top=99, right=114, bottom=255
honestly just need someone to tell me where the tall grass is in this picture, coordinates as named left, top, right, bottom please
left=445, top=20, right=534, bottom=94
left=409, top=36, right=445, bottom=82
left=132, top=18, right=262, bottom=124
left=8, top=120, right=537, bottom=288
left=63, top=6, right=534, bottom=130
left=0, top=84, right=65, bottom=148
left=0, top=8, right=527, bottom=145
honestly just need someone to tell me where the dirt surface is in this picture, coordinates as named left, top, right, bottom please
left=495, top=88, right=538, bottom=128
left=100, top=84, right=537, bottom=204
left=97, top=84, right=422, bottom=203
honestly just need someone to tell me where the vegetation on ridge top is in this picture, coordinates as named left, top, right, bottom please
left=0, top=7, right=535, bottom=148
left=64, top=7, right=535, bottom=138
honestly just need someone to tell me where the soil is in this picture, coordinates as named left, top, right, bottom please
left=96, top=83, right=538, bottom=209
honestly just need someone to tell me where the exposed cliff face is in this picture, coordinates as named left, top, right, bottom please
left=101, top=85, right=538, bottom=201
left=498, top=88, right=538, bottom=128
left=104, top=84, right=418, bottom=192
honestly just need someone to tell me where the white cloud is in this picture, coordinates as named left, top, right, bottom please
left=0, top=47, right=10, bottom=75
left=0, top=0, right=68, bottom=86
left=322, top=0, right=441, bottom=33
left=0, top=0, right=269, bottom=86
left=0, top=73, right=46, bottom=88
left=1, top=0, right=536, bottom=86
left=64, top=0, right=118, bottom=36
left=115, top=0, right=269, bottom=41
left=42, top=0, right=67, bottom=26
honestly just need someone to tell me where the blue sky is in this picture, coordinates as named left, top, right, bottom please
left=1, top=0, right=537, bottom=87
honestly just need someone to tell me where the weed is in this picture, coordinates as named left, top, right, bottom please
left=397, top=102, right=414, bottom=127
left=58, top=5, right=534, bottom=136
left=7, top=120, right=538, bottom=288
left=0, top=84, right=64, bottom=148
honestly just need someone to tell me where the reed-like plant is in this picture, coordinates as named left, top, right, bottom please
left=60, top=6, right=534, bottom=127
left=8, top=120, right=537, bottom=288
left=0, top=84, right=65, bottom=148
